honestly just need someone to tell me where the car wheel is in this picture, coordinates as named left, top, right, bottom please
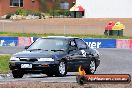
left=55, top=60, right=67, bottom=77
left=85, top=59, right=96, bottom=74
left=12, top=70, right=24, bottom=78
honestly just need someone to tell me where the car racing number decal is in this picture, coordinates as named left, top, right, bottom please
left=80, top=50, right=87, bottom=57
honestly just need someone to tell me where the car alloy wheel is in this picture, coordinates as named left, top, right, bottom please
left=55, top=60, right=67, bottom=77
left=89, top=60, right=96, bottom=74
left=59, top=62, right=66, bottom=75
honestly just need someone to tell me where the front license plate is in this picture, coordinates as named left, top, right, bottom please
left=21, top=64, right=32, bottom=68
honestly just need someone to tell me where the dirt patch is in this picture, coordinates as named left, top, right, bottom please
left=0, top=81, right=132, bottom=88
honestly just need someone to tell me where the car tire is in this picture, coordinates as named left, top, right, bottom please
left=46, top=73, right=54, bottom=77
left=55, top=60, right=67, bottom=77
left=85, top=59, right=96, bottom=74
left=12, top=70, right=24, bottom=78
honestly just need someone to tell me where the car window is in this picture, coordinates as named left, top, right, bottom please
left=70, top=41, right=76, bottom=46
left=28, top=38, right=68, bottom=50
left=69, top=40, right=78, bottom=50
left=75, top=39, right=87, bottom=49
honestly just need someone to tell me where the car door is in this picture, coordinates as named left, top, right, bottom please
left=67, top=39, right=89, bottom=72
left=74, top=39, right=90, bottom=69
left=67, top=39, right=79, bottom=71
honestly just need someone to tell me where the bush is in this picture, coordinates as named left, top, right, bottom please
left=5, top=9, right=44, bottom=19
left=46, top=9, right=70, bottom=17
left=15, top=8, right=27, bottom=16
left=16, top=9, right=44, bottom=19
left=32, top=11, right=42, bottom=19
left=25, top=10, right=33, bottom=16
left=6, top=13, right=14, bottom=19
left=64, top=10, right=70, bottom=16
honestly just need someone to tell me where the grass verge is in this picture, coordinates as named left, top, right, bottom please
left=0, top=55, right=10, bottom=74
left=0, top=32, right=132, bottom=39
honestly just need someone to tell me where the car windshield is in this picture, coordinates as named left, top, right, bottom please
left=27, top=38, right=68, bottom=51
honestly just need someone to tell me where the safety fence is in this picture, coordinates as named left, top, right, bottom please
left=0, top=36, right=132, bottom=49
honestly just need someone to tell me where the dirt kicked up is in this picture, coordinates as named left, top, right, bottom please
left=0, top=81, right=132, bottom=88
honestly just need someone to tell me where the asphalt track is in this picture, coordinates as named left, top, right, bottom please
left=0, top=47, right=132, bottom=83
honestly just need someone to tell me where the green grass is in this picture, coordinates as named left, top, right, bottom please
left=0, top=32, right=132, bottom=39
left=0, top=55, right=10, bottom=74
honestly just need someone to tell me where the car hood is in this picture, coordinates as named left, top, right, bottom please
left=13, top=50, right=66, bottom=59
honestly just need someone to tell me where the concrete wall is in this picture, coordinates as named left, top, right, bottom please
left=76, top=0, right=132, bottom=18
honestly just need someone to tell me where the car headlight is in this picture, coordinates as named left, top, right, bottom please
left=10, top=57, right=19, bottom=61
left=38, top=58, right=54, bottom=61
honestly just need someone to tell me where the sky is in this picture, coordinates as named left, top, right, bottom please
left=76, top=0, right=132, bottom=18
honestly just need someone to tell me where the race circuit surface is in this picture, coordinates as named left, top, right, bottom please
left=0, top=47, right=132, bottom=83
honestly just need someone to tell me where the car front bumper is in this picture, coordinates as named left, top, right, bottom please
left=9, top=61, right=58, bottom=74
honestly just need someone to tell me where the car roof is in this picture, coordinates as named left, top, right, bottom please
left=41, top=36, right=79, bottom=39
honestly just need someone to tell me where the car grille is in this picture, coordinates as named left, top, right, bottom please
left=20, top=58, right=38, bottom=62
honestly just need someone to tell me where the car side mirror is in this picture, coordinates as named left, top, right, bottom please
left=24, top=46, right=30, bottom=49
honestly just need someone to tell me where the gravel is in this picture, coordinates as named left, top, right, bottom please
left=0, top=81, right=132, bottom=88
